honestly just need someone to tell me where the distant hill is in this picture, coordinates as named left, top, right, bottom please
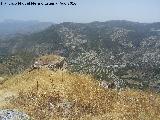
left=0, top=19, right=53, bottom=38
left=2, top=20, right=160, bottom=55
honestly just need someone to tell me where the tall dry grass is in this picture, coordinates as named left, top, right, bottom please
left=1, top=68, right=160, bottom=120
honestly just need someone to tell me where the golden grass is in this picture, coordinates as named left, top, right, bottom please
left=0, top=68, right=160, bottom=120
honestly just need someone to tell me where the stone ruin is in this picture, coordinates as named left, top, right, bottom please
left=99, top=80, right=115, bottom=89
left=29, top=57, right=67, bottom=72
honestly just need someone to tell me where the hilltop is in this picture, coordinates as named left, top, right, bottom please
left=0, top=66, right=160, bottom=120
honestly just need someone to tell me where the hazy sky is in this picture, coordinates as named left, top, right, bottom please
left=0, top=0, right=160, bottom=23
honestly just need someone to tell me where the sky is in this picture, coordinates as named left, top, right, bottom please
left=0, top=0, right=160, bottom=23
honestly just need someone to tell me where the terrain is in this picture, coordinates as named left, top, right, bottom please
left=0, top=20, right=160, bottom=119
left=0, top=65, right=160, bottom=120
left=1, top=20, right=160, bottom=91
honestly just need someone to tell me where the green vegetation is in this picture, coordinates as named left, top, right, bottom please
left=0, top=51, right=35, bottom=76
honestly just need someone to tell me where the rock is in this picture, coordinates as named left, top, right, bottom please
left=0, top=109, right=30, bottom=120
left=0, top=77, right=5, bottom=84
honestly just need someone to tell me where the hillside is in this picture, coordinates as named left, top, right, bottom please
left=0, top=52, right=35, bottom=76
left=1, top=20, right=160, bottom=91
left=3, top=20, right=160, bottom=55
left=0, top=68, right=160, bottom=120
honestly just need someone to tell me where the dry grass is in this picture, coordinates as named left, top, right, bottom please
left=0, top=68, right=160, bottom=120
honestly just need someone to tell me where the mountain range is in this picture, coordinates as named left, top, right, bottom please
left=0, top=20, right=160, bottom=91
left=0, top=19, right=53, bottom=38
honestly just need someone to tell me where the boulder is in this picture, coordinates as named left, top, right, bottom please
left=0, top=109, right=30, bottom=120
left=0, top=77, right=5, bottom=84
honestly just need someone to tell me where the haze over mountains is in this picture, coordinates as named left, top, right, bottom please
left=0, top=20, right=160, bottom=91
left=0, top=20, right=53, bottom=38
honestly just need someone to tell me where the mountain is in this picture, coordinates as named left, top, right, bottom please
left=2, top=20, right=160, bottom=55
left=1, top=20, right=160, bottom=91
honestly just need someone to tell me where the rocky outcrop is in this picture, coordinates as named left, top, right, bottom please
left=0, top=77, right=5, bottom=84
left=0, top=109, right=30, bottom=120
left=29, top=56, right=68, bottom=72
